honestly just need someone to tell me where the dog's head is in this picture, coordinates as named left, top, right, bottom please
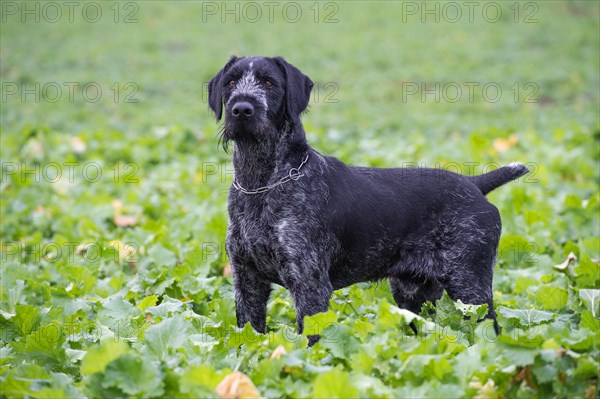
left=208, top=56, right=313, bottom=150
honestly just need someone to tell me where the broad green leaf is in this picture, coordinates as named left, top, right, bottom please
left=144, top=316, right=189, bottom=360
left=572, top=356, right=599, bottom=381
left=145, top=297, right=185, bottom=318
left=179, top=365, right=229, bottom=395
left=81, top=340, right=129, bottom=375
left=559, top=327, right=596, bottom=351
left=498, top=307, right=555, bottom=328
left=0, top=363, right=79, bottom=398
left=403, top=354, right=454, bottom=381
left=533, top=286, right=568, bottom=310
left=0, top=304, right=41, bottom=340
left=312, top=369, right=360, bottom=398
left=318, top=324, right=360, bottom=359
left=11, top=323, right=68, bottom=370
left=303, top=310, right=337, bottom=336
left=146, top=243, right=177, bottom=268
left=102, top=353, right=165, bottom=396
left=500, top=344, right=538, bottom=366
left=97, top=296, right=140, bottom=324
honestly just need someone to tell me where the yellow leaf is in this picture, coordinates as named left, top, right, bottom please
left=114, top=214, right=137, bottom=227
left=216, top=372, right=261, bottom=399
left=470, top=378, right=499, bottom=399
left=71, top=136, right=86, bottom=153
left=269, top=345, right=287, bottom=360
left=493, top=134, right=519, bottom=153
left=109, top=240, right=137, bottom=261
left=554, top=252, right=577, bottom=270
left=584, top=384, right=596, bottom=399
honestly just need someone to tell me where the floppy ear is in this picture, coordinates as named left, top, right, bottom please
left=274, top=57, right=314, bottom=122
left=208, top=55, right=238, bottom=121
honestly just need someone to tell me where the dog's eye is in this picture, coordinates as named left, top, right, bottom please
left=264, top=81, right=273, bottom=88
left=228, top=80, right=236, bottom=88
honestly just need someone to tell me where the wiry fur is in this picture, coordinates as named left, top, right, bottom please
left=208, top=56, right=529, bottom=344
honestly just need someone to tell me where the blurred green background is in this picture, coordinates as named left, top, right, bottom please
left=1, top=1, right=599, bottom=398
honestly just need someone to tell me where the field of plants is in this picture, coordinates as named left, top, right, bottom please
left=1, top=1, right=598, bottom=398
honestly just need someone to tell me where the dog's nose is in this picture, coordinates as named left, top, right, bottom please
left=232, top=102, right=254, bottom=117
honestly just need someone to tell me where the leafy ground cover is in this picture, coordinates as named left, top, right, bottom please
left=1, top=1, right=598, bottom=398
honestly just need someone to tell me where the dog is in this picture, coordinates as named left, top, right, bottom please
left=208, top=56, right=528, bottom=344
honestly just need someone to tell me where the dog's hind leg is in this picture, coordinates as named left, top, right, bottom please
left=390, top=277, right=443, bottom=334
left=439, top=212, right=501, bottom=335
left=442, top=245, right=499, bottom=335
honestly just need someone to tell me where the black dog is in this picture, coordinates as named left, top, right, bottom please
left=208, top=56, right=528, bottom=343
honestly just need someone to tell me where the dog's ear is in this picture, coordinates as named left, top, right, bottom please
left=274, top=57, right=314, bottom=122
left=208, top=55, right=238, bottom=121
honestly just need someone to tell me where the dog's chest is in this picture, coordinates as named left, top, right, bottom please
left=229, top=194, right=286, bottom=278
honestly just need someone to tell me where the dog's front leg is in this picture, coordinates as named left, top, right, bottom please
left=230, top=259, right=271, bottom=333
left=283, top=263, right=333, bottom=346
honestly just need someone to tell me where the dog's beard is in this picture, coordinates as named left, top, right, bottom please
left=219, top=115, right=276, bottom=153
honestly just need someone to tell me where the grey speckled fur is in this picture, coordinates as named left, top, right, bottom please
left=208, top=56, right=529, bottom=345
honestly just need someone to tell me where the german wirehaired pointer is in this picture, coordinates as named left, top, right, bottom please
left=208, top=56, right=528, bottom=343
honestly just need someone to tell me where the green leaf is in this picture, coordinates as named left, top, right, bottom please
left=318, top=324, right=360, bottom=359
left=1, top=363, right=79, bottom=398
left=81, top=340, right=129, bottom=375
left=579, top=289, right=600, bottom=317
left=303, top=310, right=337, bottom=336
left=0, top=304, right=41, bottom=341
left=352, top=317, right=374, bottom=340
left=145, top=296, right=185, bottom=318
left=226, top=322, right=264, bottom=348
left=312, top=369, right=360, bottom=398
left=572, top=356, right=599, bottom=381
left=533, top=286, right=568, bottom=310
left=574, top=254, right=600, bottom=288
left=455, top=300, right=488, bottom=320
left=514, top=276, right=538, bottom=294
left=580, top=310, right=600, bottom=333
left=559, top=327, right=596, bottom=351
left=498, top=307, right=555, bottom=328
left=11, top=323, right=69, bottom=371
left=179, top=365, right=229, bottom=395
left=102, top=353, right=165, bottom=396
left=98, top=296, right=140, bottom=324
left=144, top=316, right=189, bottom=360
left=137, top=295, right=158, bottom=311
left=403, top=354, right=454, bottom=381
left=499, top=344, right=539, bottom=366
left=146, top=243, right=177, bottom=268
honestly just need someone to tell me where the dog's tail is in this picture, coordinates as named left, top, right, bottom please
left=471, top=162, right=529, bottom=195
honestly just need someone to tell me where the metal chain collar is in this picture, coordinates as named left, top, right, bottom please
left=232, top=154, right=310, bottom=195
